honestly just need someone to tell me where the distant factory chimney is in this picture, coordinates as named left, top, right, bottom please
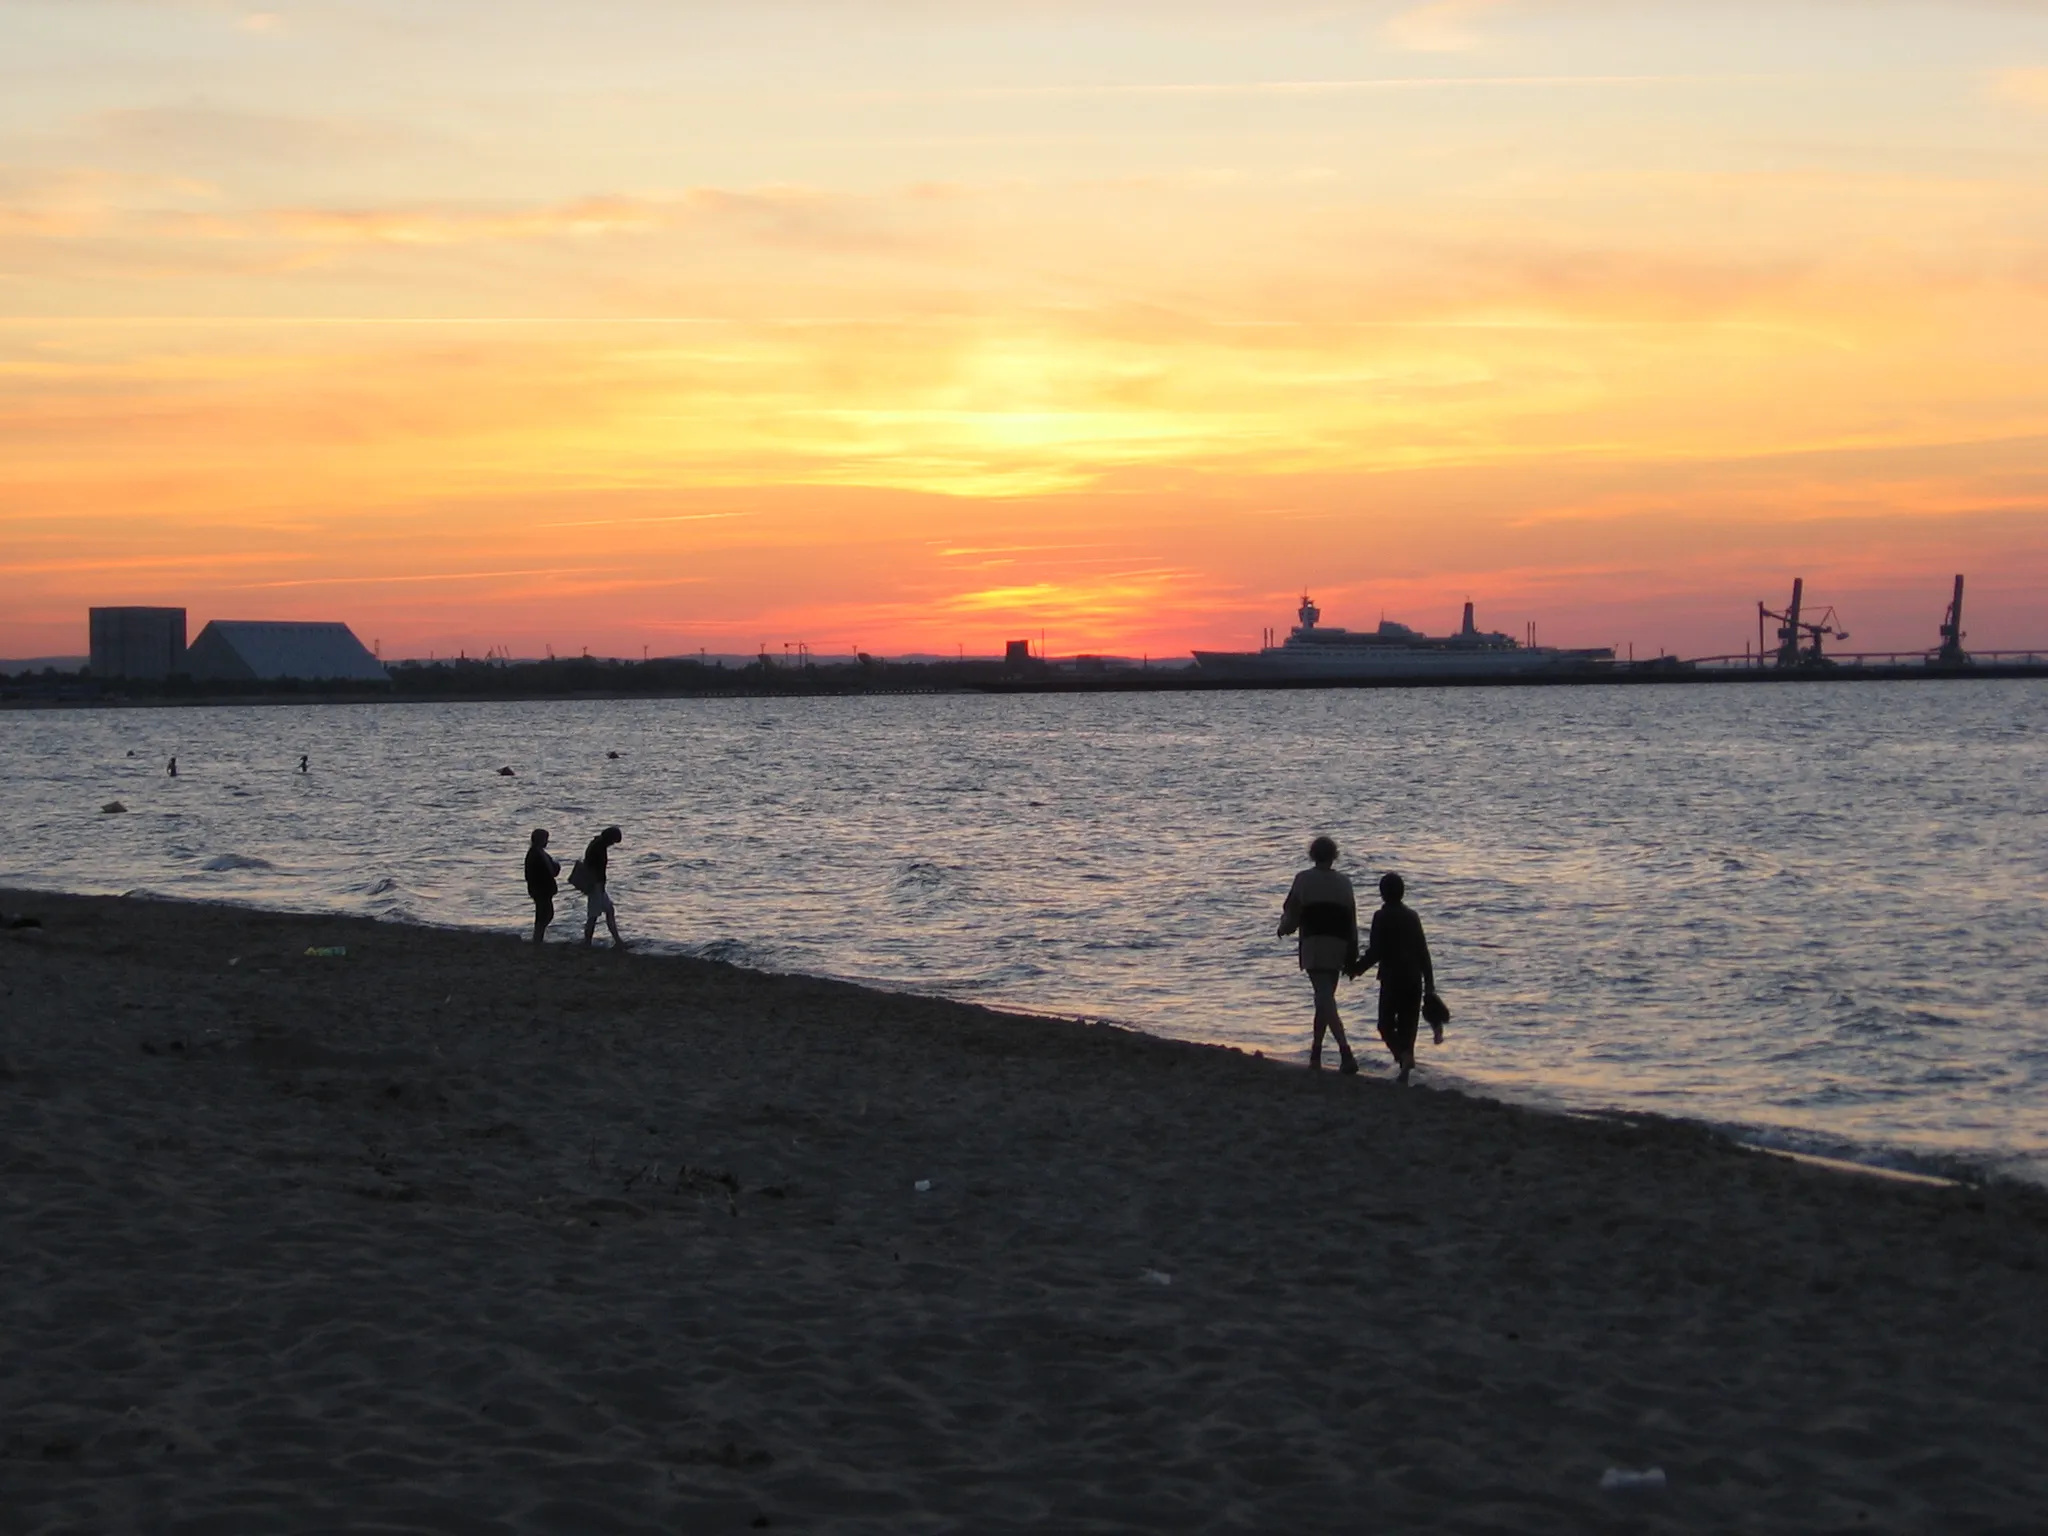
left=1461, top=601, right=1476, bottom=638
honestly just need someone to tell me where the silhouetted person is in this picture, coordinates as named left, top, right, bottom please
left=525, top=828, right=560, bottom=946
left=1351, top=871, right=1438, bottom=1084
left=1278, top=835, right=1359, bottom=1073
left=299, top=755, right=309, bottom=774
left=166, top=756, right=177, bottom=778
left=579, top=825, right=626, bottom=949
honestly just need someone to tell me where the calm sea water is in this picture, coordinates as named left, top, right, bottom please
left=5, top=683, right=2044, bottom=1183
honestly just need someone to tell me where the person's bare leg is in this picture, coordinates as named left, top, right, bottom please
left=1309, top=971, right=1338, bottom=1068
left=1401, top=1000, right=1422, bottom=1081
left=1328, top=1011, right=1358, bottom=1074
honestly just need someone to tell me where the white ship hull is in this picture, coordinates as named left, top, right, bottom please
left=1191, top=645, right=1609, bottom=679
left=1193, top=595, right=1613, bottom=679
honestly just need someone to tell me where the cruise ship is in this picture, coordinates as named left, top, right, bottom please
left=1191, top=595, right=1615, bottom=679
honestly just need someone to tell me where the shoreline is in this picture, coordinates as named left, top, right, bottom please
left=6, top=888, right=2048, bottom=1530
left=7, top=665, right=2048, bottom=711
left=3, top=882, right=2019, bottom=1194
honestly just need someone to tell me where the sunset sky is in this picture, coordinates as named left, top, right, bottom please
left=5, top=0, right=2047, bottom=660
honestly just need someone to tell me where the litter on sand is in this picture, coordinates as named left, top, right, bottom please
left=1142, top=1269, right=1174, bottom=1286
left=913, top=1179, right=933, bottom=1192
left=304, top=946, right=347, bottom=958
left=1599, top=1467, right=1667, bottom=1492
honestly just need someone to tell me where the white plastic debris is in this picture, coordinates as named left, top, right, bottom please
left=1599, top=1467, right=1667, bottom=1492
left=1142, top=1269, right=1173, bottom=1286
left=913, top=1179, right=932, bottom=1193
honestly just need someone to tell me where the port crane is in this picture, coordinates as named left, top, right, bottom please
left=1757, top=577, right=1847, bottom=669
left=1934, top=574, right=1968, bottom=667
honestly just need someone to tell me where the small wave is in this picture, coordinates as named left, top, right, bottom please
left=202, top=854, right=276, bottom=873
left=692, top=938, right=756, bottom=965
left=362, top=876, right=400, bottom=896
left=981, top=960, right=1049, bottom=984
left=895, top=860, right=948, bottom=892
left=1718, top=1122, right=1973, bottom=1186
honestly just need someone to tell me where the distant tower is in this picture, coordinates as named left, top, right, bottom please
left=1461, top=601, right=1476, bottom=638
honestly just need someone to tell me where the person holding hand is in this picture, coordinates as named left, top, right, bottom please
left=1278, top=835, right=1361, bottom=1074
left=1350, top=871, right=1439, bottom=1084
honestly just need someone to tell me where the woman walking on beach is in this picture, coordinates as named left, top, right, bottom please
left=577, top=825, right=628, bottom=950
left=1278, top=836, right=1360, bottom=1074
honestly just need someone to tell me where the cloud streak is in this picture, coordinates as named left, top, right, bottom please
left=843, top=72, right=1789, bottom=102
left=1383, top=0, right=1518, bottom=53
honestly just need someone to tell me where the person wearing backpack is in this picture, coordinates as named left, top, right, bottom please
left=571, top=825, right=628, bottom=950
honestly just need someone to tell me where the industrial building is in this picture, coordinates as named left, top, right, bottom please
left=89, top=607, right=187, bottom=679
left=184, top=621, right=389, bottom=683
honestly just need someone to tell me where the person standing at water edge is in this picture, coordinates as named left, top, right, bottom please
left=166, top=756, right=177, bottom=778
left=1278, top=836, right=1360, bottom=1074
left=578, top=825, right=627, bottom=950
left=524, top=829, right=559, bottom=946
left=1351, top=872, right=1438, bottom=1085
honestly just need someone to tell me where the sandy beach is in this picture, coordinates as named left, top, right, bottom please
left=3, top=891, right=2045, bottom=1533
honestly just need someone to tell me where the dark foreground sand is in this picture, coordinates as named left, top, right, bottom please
left=3, top=892, right=2045, bottom=1534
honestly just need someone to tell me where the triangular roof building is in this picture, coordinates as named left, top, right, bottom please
left=184, top=621, right=388, bottom=683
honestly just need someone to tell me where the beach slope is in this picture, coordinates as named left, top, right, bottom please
left=2, top=891, right=2045, bottom=1533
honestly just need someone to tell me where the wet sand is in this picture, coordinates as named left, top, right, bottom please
left=3, top=889, right=2045, bottom=1533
